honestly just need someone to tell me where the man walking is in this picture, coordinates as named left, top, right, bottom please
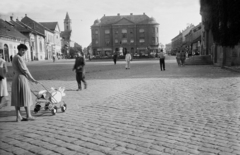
left=180, top=50, right=186, bottom=66
left=73, top=51, right=87, bottom=91
left=113, top=52, right=117, bottom=65
left=159, top=49, right=165, bottom=71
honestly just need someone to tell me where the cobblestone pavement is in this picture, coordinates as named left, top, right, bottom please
left=0, top=61, right=240, bottom=155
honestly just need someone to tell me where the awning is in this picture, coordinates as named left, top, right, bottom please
left=191, top=36, right=201, bottom=44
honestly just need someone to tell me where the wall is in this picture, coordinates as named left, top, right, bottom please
left=0, top=37, right=30, bottom=62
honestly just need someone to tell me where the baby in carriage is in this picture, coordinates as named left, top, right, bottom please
left=37, top=87, right=66, bottom=104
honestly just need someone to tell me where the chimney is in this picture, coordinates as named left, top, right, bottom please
left=25, top=14, right=27, bottom=17
left=117, top=13, right=120, bottom=16
left=143, top=12, right=145, bottom=15
left=104, top=14, right=105, bottom=16
left=10, top=16, right=13, bottom=21
left=130, top=13, right=133, bottom=15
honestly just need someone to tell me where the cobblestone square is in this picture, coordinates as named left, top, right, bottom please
left=0, top=59, right=240, bottom=155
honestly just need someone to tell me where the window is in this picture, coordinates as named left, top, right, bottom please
left=139, top=29, right=145, bottom=33
left=122, top=29, right=127, bottom=33
left=106, top=40, right=110, bottom=45
left=139, top=39, right=145, bottom=43
left=130, top=39, right=134, bottom=43
left=156, top=27, right=158, bottom=33
left=152, top=27, right=154, bottom=33
left=156, top=37, right=158, bottom=43
left=95, top=30, right=98, bottom=34
left=115, top=39, right=118, bottom=44
left=122, top=33, right=127, bottom=38
left=95, top=40, right=98, bottom=44
left=122, top=39, right=127, bottom=44
left=40, top=42, right=42, bottom=52
left=152, top=37, right=155, bottom=43
left=115, top=30, right=118, bottom=34
left=105, top=29, right=110, bottom=34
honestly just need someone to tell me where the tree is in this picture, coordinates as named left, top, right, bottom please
left=200, top=0, right=240, bottom=66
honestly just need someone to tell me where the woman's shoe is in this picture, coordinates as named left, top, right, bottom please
left=27, top=117, right=36, bottom=121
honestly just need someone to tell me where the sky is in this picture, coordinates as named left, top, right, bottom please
left=1, top=0, right=201, bottom=48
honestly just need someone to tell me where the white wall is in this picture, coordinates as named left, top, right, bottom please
left=0, top=37, right=31, bottom=62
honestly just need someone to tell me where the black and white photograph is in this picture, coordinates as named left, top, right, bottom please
left=0, top=0, right=240, bottom=154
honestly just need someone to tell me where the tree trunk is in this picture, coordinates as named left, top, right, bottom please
left=221, top=46, right=226, bottom=68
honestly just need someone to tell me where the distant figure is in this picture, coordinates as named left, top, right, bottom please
left=113, top=52, right=117, bottom=65
left=159, top=49, right=165, bottom=71
left=0, top=53, right=8, bottom=109
left=180, top=50, right=186, bottom=66
left=10, top=55, right=13, bottom=62
left=176, top=51, right=181, bottom=66
left=73, top=51, right=87, bottom=91
left=53, top=55, right=55, bottom=62
left=125, top=51, right=132, bottom=69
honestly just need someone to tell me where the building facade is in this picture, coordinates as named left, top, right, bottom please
left=0, top=18, right=30, bottom=62
left=91, top=13, right=159, bottom=57
left=21, top=14, right=48, bottom=61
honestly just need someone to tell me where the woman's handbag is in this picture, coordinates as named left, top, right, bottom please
left=0, top=67, right=5, bottom=81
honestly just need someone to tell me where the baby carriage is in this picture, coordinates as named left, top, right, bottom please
left=32, top=83, right=67, bottom=115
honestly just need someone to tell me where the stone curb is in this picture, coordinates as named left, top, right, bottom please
left=223, top=66, right=240, bottom=73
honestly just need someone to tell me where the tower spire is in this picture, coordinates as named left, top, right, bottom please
left=64, top=12, right=71, bottom=31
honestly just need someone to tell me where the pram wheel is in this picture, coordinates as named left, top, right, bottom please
left=34, top=105, right=41, bottom=113
left=61, top=104, right=67, bottom=112
left=51, top=108, right=57, bottom=115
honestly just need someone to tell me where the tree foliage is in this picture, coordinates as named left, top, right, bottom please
left=201, top=0, right=240, bottom=47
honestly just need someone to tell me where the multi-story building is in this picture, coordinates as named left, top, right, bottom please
left=185, top=23, right=202, bottom=55
left=0, top=18, right=30, bottom=62
left=91, top=13, right=159, bottom=57
left=21, top=14, right=48, bottom=60
left=9, top=16, right=45, bottom=61
left=171, top=24, right=195, bottom=55
left=165, top=43, right=172, bottom=55
left=40, top=22, right=61, bottom=59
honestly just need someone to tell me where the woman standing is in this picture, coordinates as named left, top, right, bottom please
left=11, top=44, right=38, bottom=122
left=0, top=53, right=8, bottom=109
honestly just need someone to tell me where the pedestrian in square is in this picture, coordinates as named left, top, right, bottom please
left=125, top=51, right=132, bottom=69
left=176, top=51, right=181, bottom=66
left=11, top=44, right=38, bottom=122
left=180, top=50, right=186, bottom=66
left=73, top=51, right=87, bottom=91
left=0, top=53, right=8, bottom=109
left=113, top=52, right=117, bottom=65
left=159, top=49, right=165, bottom=71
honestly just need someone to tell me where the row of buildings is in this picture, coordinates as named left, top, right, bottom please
left=166, top=9, right=240, bottom=66
left=89, top=13, right=160, bottom=57
left=0, top=12, right=78, bottom=62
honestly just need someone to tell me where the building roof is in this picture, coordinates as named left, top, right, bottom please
left=39, top=22, right=58, bottom=31
left=0, top=19, right=28, bottom=41
left=65, top=12, right=70, bottom=21
left=60, top=30, right=72, bottom=40
left=92, top=13, right=159, bottom=26
left=21, top=15, right=53, bottom=35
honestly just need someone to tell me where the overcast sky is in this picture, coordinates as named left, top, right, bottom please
left=1, top=0, right=201, bottom=48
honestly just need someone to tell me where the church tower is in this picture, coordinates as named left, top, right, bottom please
left=64, top=12, right=71, bottom=31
